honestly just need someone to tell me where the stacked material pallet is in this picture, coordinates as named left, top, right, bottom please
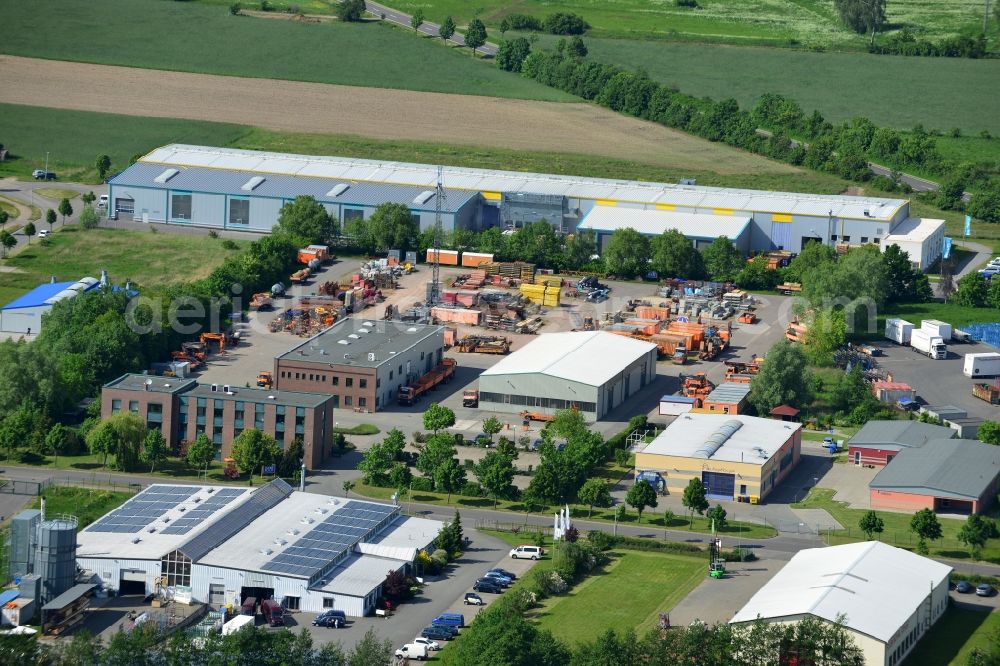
left=520, top=282, right=561, bottom=307
left=634, top=305, right=671, bottom=321
left=667, top=321, right=705, bottom=348
left=461, top=270, right=488, bottom=289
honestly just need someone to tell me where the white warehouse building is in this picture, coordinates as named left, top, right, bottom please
left=730, top=541, right=951, bottom=666
left=477, top=331, right=658, bottom=422
left=75, top=480, right=441, bottom=617
left=107, top=144, right=945, bottom=268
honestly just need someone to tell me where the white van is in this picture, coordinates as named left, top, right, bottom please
left=395, top=643, right=428, bottom=661
left=37, top=230, right=50, bottom=239
left=509, top=545, right=544, bottom=560
left=98, top=194, right=109, bottom=208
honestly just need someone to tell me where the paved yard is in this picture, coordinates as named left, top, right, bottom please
left=814, top=457, right=880, bottom=509
left=667, top=558, right=784, bottom=627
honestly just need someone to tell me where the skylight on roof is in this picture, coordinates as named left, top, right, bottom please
left=413, top=190, right=435, bottom=205
left=242, top=176, right=266, bottom=191
left=154, top=168, right=179, bottom=183
left=326, top=183, right=350, bottom=197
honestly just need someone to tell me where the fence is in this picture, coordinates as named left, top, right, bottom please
left=822, top=527, right=988, bottom=559
left=0, top=479, right=50, bottom=496
left=475, top=519, right=549, bottom=537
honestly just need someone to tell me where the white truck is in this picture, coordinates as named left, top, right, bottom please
left=921, top=319, right=953, bottom=341
left=964, top=352, right=1000, bottom=378
left=885, top=318, right=914, bottom=345
left=395, top=643, right=429, bottom=661
left=221, top=614, right=256, bottom=635
left=910, top=329, right=947, bottom=359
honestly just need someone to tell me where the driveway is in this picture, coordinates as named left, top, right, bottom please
left=364, top=1, right=497, bottom=57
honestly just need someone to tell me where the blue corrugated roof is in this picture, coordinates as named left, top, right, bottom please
left=2, top=282, right=77, bottom=310
left=661, top=395, right=697, bottom=404
left=0, top=589, right=19, bottom=605
left=113, top=163, right=476, bottom=213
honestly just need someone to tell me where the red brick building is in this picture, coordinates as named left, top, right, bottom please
left=101, top=374, right=336, bottom=468
left=846, top=420, right=954, bottom=467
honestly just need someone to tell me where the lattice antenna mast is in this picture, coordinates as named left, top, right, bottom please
left=430, top=165, right=446, bottom=305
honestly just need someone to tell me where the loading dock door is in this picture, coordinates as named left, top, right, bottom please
left=115, top=198, right=135, bottom=216
left=702, top=471, right=735, bottom=501
left=119, top=570, right=146, bottom=596
left=209, top=584, right=226, bottom=606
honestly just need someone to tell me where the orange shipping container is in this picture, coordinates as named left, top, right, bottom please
left=623, top=319, right=662, bottom=336
left=426, top=249, right=460, bottom=266
left=431, top=307, right=482, bottom=325
left=462, top=252, right=494, bottom=267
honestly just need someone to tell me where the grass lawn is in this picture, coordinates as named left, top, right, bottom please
left=380, top=0, right=996, bottom=50
left=0, top=200, right=19, bottom=221
left=28, top=485, right=134, bottom=528
left=0, top=227, right=248, bottom=300
left=906, top=607, right=1000, bottom=666
left=34, top=188, right=80, bottom=202
left=4, top=449, right=263, bottom=485
left=792, top=488, right=1000, bottom=563
left=578, top=37, right=1000, bottom=136
left=356, top=482, right=777, bottom=538
left=532, top=550, right=703, bottom=643
left=0, top=0, right=571, bottom=103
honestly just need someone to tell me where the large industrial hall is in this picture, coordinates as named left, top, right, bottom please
left=106, top=144, right=944, bottom=263
left=74, top=480, right=440, bottom=617
left=476, top=331, right=658, bottom=422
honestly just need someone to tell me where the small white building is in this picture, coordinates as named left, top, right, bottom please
left=76, top=480, right=440, bottom=617
left=882, top=217, right=945, bottom=271
left=477, top=331, right=658, bottom=421
left=730, top=541, right=951, bottom=666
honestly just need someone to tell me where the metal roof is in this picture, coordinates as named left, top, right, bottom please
left=137, top=144, right=909, bottom=221
left=578, top=207, right=751, bottom=240
left=704, top=382, right=752, bottom=404
left=112, top=162, right=475, bottom=213
left=883, top=217, right=945, bottom=243
left=641, top=414, right=800, bottom=466
left=104, top=374, right=198, bottom=395
left=2, top=279, right=98, bottom=310
left=41, top=584, right=97, bottom=611
left=278, top=318, right=443, bottom=369
left=848, top=420, right=954, bottom=451
left=480, top=331, right=656, bottom=387
left=319, top=554, right=405, bottom=598
left=870, top=439, right=1000, bottom=500
left=185, top=383, right=333, bottom=408
left=731, top=542, right=951, bottom=643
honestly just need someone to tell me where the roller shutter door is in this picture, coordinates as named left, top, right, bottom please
left=701, top=471, right=735, bottom=500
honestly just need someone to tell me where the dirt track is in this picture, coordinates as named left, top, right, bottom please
left=0, top=56, right=797, bottom=175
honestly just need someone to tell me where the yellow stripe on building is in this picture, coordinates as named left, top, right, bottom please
left=656, top=203, right=676, bottom=211
left=481, top=191, right=501, bottom=201
left=596, top=199, right=618, bottom=207
left=772, top=213, right=792, bottom=223
left=713, top=208, right=734, bottom=216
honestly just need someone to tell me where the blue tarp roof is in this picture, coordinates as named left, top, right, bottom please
left=1, top=282, right=76, bottom=310
left=0, top=589, right=19, bottom=605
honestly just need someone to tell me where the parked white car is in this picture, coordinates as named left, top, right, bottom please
left=98, top=194, right=109, bottom=208
left=412, top=636, right=441, bottom=651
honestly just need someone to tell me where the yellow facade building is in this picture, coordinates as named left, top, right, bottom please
left=635, top=414, right=801, bottom=502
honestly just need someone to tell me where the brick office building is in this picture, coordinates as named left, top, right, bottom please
left=274, top=318, right=445, bottom=412
left=101, top=374, right=335, bottom=468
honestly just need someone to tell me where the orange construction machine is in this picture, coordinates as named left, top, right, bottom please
left=397, top=358, right=457, bottom=406
left=200, top=332, right=235, bottom=354
left=256, top=371, right=273, bottom=389
left=682, top=373, right=714, bottom=400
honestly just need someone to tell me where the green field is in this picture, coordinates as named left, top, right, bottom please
left=361, top=0, right=997, bottom=49
left=793, top=489, right=1000, bottom=562
left=30, top=485, right=134, bottom=528
left=906, top=607, right=1000, bottom=666
left=532, top=550, right=703, bottom=643
left=575, top=37, right=1000, bottom=135
left=0, top=227, right=248, bottom=301
left=0, top=0, right=571, bottom=102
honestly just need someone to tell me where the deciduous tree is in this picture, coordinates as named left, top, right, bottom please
left=681, top=478, right=708, bottom=528
left=230, top=428, right=281, bottom=476
left=496, top=37, right=532, bottom=72
left=603, top=227, right=650, bottom=278
left=910, top=508, right=943, bottom=554
left=44, top=423, right=71, bottom=464
left=416, top=432, right=457, bottom=478
left=276, top=195, right=336, bottom=244
left=423, top=402, right=455, bottom=433
left=748, top=340, right=814, bottom=413
left=482, top=416, right=503, bottom=442
left=58, top=198, right=73, bottom=226
left=954, top=272, right=989, bottom=308
left=701, top=236, right=744, bottom=281
left=141, top=429, right=168, bottom=473
left=650, top=228, right=705, bottom=279
left=434, top=457, right=466, bottom=503
left=95, top=154, right=112, bottom=180
left=859, top=510, right=885, bottom=540
left=475, top=450, right=516, bottom=508
left=465, top=18, right=488, bottom=56
left=979, top=420, right=1000, bottom=445
left=336, top=0, right=366, bottom=22
left=439, top=15, right=456, bottom=40
left=79, top=205, right=100, bottom=230
left=577, top=478, right=611, bottom=517
left=0, top=230, right=16, bottom=257
left=834, top=0, right=886, bottom=44
left=625, top=480, right=657, bottom=522
left=958, top=513, right=990, bottom=559
left=186, top=433, right=215, bottom=472
left=707, top=504, right=727, bottom=530
left=410, top=8, right=424, bottom=31
left=25, top=220, right=37, bottom=244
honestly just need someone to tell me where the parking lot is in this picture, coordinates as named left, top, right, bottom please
left=283, top=528, right=539, bottom=652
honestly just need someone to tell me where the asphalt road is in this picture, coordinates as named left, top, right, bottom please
left=364, top=1, right=497, bottom=57
left=0, top=177, right=104, bottom=256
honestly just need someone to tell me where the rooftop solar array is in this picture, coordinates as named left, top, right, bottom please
left=262, top=501, right=396, bottom=578
left=159, top=488, right=247, bottom=535
left=87, top=486, right=199, bottom=534
left=179, top=479, right=293, bottom=562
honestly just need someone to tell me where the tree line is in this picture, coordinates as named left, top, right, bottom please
left=517, top=47, right=1000, bottom=223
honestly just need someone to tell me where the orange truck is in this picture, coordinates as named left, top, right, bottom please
left=397, top=358, right=457, bottom=405
left=298, top=245, right=331, bottom=265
